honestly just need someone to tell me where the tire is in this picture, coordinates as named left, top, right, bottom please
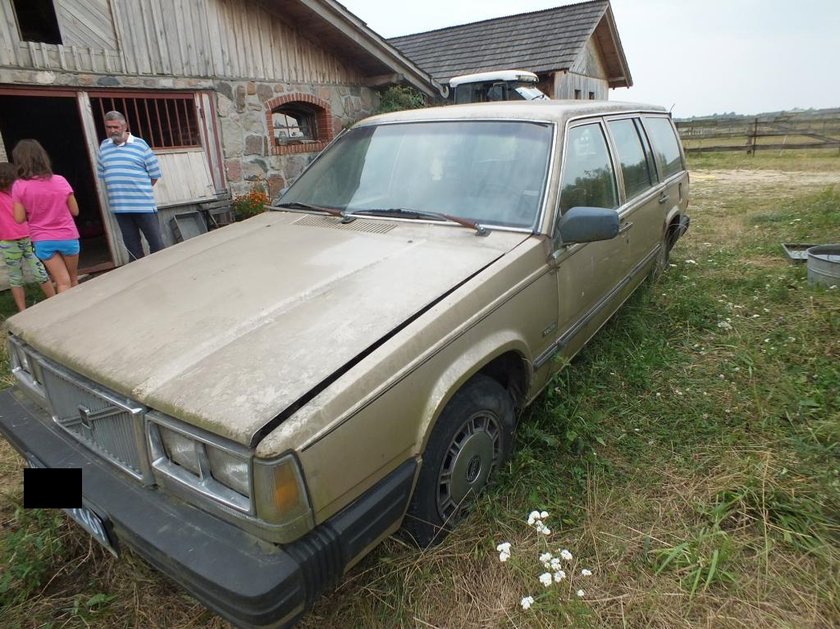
left=652, top=224, right=676, bottom=280
left=403, top=374, right=516, bottom=547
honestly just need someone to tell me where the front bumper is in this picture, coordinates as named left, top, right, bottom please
left=0, top=388, right=416, bottom=628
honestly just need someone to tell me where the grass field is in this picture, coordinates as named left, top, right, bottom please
left=1, top=151, right=838, bottom=628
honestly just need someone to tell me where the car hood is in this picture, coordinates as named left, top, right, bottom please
left=8, top=211, right=527, bottom=445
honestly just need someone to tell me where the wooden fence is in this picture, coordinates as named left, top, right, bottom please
left=676, top=109, right=840, bottom=153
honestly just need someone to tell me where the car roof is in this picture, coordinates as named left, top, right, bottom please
left=358, top=100, right=669, bottom=127
left=448, top=70, right=539, bottom=87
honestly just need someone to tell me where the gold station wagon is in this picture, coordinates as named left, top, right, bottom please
left=0, top=101, right=689, bottom=628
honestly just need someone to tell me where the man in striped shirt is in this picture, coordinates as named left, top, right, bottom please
left=97, top=111, right=165, bottom=261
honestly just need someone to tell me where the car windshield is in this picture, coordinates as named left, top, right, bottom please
left=279, top=120, right=553, bottom=230
left=514, top=86, right=549, bottom=101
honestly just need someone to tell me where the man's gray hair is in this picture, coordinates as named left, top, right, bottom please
left=104, top=110, right=126, bottom=123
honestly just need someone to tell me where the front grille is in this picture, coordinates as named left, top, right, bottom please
left=40, top=363, right=145, bottom=479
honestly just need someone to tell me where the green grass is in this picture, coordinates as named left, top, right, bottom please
left=687, top=147, right=840, bottom=171
left=0, top=151, right=838, bottom=627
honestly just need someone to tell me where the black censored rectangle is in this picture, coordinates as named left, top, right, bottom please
left=23, top=468, right=83, bottom=508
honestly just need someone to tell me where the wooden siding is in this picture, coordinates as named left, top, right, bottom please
left=58, top=0, right=118, bottom=50
left=0, top=0, right=364, bottom=84
left=571, top=40, right=608, bottom=79
left=153, top=151, right=216, bottom=206
left=554, top=72, right=608, bottom=100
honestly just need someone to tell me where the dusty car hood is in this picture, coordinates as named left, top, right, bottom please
left=7, top=212, right=527, bottom=445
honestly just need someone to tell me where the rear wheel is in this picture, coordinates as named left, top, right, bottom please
left=403, top=375, right=515, bottom=547
left=652, top=222, right=677, bottom=279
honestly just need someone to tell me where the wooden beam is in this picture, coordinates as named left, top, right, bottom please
left=362, top=73, right=403, bottom=87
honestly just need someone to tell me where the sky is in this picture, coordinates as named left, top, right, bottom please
left=340, top=0, right=840, bottom=119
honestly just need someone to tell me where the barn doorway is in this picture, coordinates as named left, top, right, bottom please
left=0, top=93, right=114, bottom=275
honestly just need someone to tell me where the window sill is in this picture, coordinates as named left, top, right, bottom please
left=271, top=141, right=328, bottom=156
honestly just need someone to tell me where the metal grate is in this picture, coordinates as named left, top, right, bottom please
left=293, top=214, right=396, bottom=234
left=91, top=93, right=201, bottom=149
left=41, top=364, right=145, bottom=478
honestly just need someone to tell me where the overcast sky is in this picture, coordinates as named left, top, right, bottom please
left=341, top=0, right=840, bottom=119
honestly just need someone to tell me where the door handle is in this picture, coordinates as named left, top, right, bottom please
left=618, top=221, right=633, bottom=235
left=658, top=193, right=670, bottom=204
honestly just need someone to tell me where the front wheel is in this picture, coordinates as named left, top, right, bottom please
left=403, top=375, right=515, bottom=547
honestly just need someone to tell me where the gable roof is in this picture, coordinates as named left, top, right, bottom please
left=272, top=0, right=447, bottom=97
left=388, top=0, right=631, bottom=88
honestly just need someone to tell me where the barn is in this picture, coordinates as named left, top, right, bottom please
left=389, top=0, right=632, bottom=102
left=0, top=0, right=442, bottom=272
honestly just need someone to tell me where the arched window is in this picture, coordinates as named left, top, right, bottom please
left=265, top=94, right=333, bottom=155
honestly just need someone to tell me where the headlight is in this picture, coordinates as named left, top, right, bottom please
left=207, top=447, right=250, bottom=496
left=149, top=422, right=251, bottom=511
left=159, top=426, right=201, bottom=475
left=148, top=418, right=313, bottom=539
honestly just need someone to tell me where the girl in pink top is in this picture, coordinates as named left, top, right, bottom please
left=0, top=162, right=55, bottom=311
left=11, top=139, right=81, bottom=293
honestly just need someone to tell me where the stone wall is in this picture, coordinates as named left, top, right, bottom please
left=216, top=80, right=379, bottom=202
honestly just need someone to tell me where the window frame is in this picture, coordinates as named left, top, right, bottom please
left=641, top=115, right=685, bottom=181
left=557, top=118, right=620, bottom=215
left=605, top=116, right=657, bottom=202
left=265, top=94, right=334, bottom=156
left=12, top=0, right=62, bottom=45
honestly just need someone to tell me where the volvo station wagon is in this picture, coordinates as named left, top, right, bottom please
left=0, top=100, right=689, bottom=628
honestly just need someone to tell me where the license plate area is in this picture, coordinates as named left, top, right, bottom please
left=64, top=505, right=118, bottom=557
left=25, top=454, right=119, bottom=557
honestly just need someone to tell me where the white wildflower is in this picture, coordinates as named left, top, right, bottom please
left=539, top=572, right=553, bottom=587
left=540, top=510, right=549, bottom=519
left=496, top=542, right=512, bottom=562
left=539, top=552, right=553, bottom=565
left=550, top=557, right=562, bottom=571
left=520, top=595, right=535, bottom=610
left=560, top=549, right=573, bottom=561
left=685, top=259, right=697, bottom=264
left=577, top=589, right=586, bottom=597
left=717, top=320, right=732, bottom=330
left=581, top=568, right=593, bottom=576
left=527, top=510, right=541, bottom=525
left=554, top=570, right=566, bottom=582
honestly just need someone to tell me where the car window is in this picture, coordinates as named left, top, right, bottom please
left=280, top=120, right=553, bottom=229
left=559, top=123, right=618, bottom=212
left=607, top=118, right=655, bottom=200
left=643, top=116, right=684, bottom=179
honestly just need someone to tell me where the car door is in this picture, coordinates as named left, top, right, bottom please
left=542, top=119, right=627, bottom=367
left=606, top=116, right=661, bottom=284
left=641, top=115, right=690, bottom=248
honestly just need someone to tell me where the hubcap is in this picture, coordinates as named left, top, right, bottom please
left=437, top=412, right=501, bottom=521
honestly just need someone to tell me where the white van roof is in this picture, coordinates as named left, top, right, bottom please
left=448, top=70, right=539, bottom=87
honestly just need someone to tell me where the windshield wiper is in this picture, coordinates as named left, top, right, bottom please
left=273, top=201, right=345, bottom=218
left=345, top=208, right=489, bottom=236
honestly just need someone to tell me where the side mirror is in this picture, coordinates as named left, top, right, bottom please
left=555, top=206, right=619, bottom=245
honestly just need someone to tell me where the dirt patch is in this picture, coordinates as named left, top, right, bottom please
left=690, top=169, right=840, bottom=202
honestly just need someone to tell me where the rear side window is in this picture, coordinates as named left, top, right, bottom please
left=607, top=119, right=654, bottom=200
left=643, top=117, right=684, bottom=179
left=559, top=123, right=618, bottom=212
